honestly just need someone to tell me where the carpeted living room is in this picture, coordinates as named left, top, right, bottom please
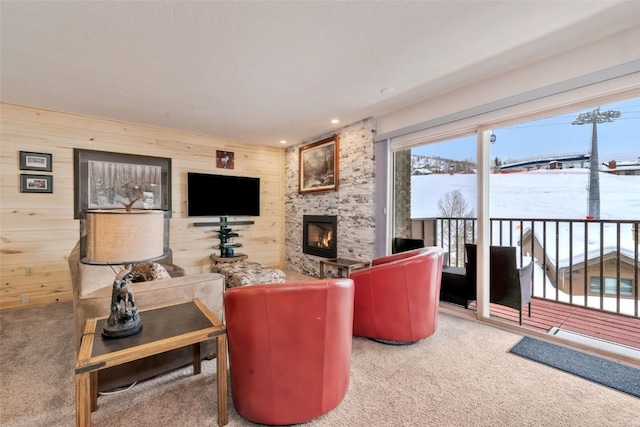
left=2, top=300, right=639, bottom=426
left=2, top=2, right=640, bottom=427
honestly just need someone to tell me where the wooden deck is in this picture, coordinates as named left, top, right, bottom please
left=465, top=298, right=640, bottom=349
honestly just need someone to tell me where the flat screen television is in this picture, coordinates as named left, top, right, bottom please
left=187, top=172, right=260, bottom=217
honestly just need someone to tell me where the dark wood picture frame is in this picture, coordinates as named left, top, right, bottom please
left=216, top=150, right=235, bottom=169
left=20, top=174, right=53, bottom=193
left=20, top=151, right=52, bottom=172
left=73, top=149, right=172, bottom=219
left=298, top=135, right=339, bottom=194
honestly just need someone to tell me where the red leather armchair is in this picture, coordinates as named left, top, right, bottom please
left=223, top=279, right=354, bottom=425
left=350, top=247, right=445, bottom=344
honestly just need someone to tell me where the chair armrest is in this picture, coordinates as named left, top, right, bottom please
left=518, top=261, right=534, bottom=304
left=371, top=247, right=440, bottom=266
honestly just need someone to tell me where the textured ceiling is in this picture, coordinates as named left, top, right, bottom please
left=2, top=1, right=639, bottom=147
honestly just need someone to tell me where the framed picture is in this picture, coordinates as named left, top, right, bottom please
left=216, top=150, right=235, bottom=169
left=299, top=135, right=339, bottom=194
left=73, top=149, right=172, bottom=219
left=20, top=174, right=53, bottom=193
left=20, top=151, right=52, bottom=172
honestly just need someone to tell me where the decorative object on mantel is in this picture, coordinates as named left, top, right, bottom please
left=82, top=207, right=165, bottom=338
left=20, top=174, right=53, bottom=193
left=299, top=134, right=339, bottom=194
left=19, top=151, right=52, bottom=172
left=216, top=150, right=235, bottom=169
left=73, top=148, right=172, bottom=219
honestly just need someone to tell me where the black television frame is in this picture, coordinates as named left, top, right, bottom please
left=187, top=172, right=260, bottom=217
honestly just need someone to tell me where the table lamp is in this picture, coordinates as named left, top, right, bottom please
left=83, top=208, right=165, bottom=338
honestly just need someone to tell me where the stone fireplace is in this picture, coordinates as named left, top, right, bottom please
left=303, top=215, right=337, bottom=258
left=285, top=118, right=376, bottom=277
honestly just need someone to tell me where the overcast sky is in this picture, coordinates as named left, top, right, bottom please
left=412, top=98, right=640, bottom=163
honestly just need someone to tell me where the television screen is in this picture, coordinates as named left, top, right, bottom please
left=187, top=172, right=260, bottom=217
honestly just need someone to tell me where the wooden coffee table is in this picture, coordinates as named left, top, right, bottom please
left=75, top=298, right=228, bottom=426
left=319, top=258, right=369, bottom=278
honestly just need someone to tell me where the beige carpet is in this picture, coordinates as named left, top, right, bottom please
left=1, top=301, right=639, bottom=427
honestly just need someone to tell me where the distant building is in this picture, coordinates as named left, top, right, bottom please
left=411, top=155, right=476, bottom=175
left=601, top=158, right=640, bottom=176
left=412, top=168, right=433, bottom=176
left=500, top=153, right=589, bottom=173
left=549, top=161, right=563, bottom=170
left=520, top=223, right=638, bottom=298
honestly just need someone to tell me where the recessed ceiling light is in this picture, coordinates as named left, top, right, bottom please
left=331, top=119, right=340, bottom=124
left=380, top=86, right=396, bottom=95
left=280, top=140, right=287, bottom=144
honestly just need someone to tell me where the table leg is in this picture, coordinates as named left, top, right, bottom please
left=90, top=371, right=98, bottom=411
left=217, top=334, right=228, bottom=426
left=319, top=262, right=325, bottom=279
left=193, top=342, right=201, bottom=375
left=75, top=372, right=91, bottom=427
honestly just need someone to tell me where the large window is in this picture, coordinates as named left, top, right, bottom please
left=393, top=95, right=639, bottom=315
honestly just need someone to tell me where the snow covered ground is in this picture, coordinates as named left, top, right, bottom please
left=411, top=169, right=640, bottom=220
left=411, top=169, right=640, bottom=316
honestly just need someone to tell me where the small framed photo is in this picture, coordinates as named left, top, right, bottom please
left=216, top=150, right=235, bottom=169
left=20, top=174, right=53, bottom=193
left=20, top=151, right=52, bottom=172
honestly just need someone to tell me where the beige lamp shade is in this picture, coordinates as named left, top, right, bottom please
left=85, top=210, right=165, bottom=264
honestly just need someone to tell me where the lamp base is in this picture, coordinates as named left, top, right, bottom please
left=102, top=265, right=143, bottom=339
left=102, top=316, right=142, bottom=338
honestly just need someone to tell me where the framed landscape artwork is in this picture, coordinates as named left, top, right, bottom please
left=298, top=135, right=339, bottom=194
left=73, top=149, right=172, bottom=219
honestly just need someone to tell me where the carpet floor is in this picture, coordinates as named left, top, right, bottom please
left=2, top=301, right=639, bottom=426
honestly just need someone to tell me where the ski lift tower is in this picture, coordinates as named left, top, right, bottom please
left=571, top=107, right=620, bottom=219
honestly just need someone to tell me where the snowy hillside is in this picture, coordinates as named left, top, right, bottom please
left=411, top=169, right=640, bottom=220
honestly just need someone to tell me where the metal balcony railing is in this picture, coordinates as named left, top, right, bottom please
left=411, top=217, right=640, bottom=318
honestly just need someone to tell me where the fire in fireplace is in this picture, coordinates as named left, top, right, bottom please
left=303, top=215, right=337, bottom=258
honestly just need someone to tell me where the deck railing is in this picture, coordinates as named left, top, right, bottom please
left=411, top=217, right=640, bottom=318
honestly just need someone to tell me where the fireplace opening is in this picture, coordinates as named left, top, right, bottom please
left=303, top=215, right=337, bottom=258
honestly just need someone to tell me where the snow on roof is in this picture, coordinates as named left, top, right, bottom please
left=523, top=222, right=637, bottom=269
left=412, top=168, right=433, bottom=175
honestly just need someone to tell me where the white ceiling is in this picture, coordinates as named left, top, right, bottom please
left=2, top=1, right=639, bottom=147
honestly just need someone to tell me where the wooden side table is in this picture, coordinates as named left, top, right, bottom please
left=319, top=258, right=369, bottom=279
left=75, top=299, right=228, bottom=427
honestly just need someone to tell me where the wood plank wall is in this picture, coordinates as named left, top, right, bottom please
left=0, top=103, right=285, bottom=310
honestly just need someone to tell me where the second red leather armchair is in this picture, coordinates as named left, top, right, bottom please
left=350, top=247, right=445, bottom=344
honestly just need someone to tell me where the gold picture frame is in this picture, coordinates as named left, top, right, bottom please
left=298, top=135, right=339, bottom=194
